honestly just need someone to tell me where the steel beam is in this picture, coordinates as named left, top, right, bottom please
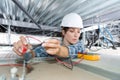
left=12, top=0, right=42, bottom=30
left=83, top=10, right=120, bottom=27
left=0, top=18, right=59, bottom=31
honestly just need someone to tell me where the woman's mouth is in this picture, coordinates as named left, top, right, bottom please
left=72, top=39, right=77, bottom=42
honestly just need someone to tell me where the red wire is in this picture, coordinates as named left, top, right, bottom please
left=55, top=53, right=84, bottom=66
left=55, top=57, right=72, bottom=66
left=25, top=36, right=85, bottom=66
left=26, top=35, right=42, bottom=43
left=0, top=35, right=84, bottom=67
left=73, top=54, right=85, bottom=65
left=0, top=64, right=23, bottom=66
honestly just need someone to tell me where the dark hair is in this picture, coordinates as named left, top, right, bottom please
left=61, top=26, right=70, bottom=40
left=61, top=26, right=69, bottom=33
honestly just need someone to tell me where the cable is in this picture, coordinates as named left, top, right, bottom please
left=25, top=35, right=42, bottom=43
left=25, top=35, right=85, bottom=69
left=55, top=53, right=84, bottom=69
left=0, top=64, right=22, bottom=66
left=0, top=35, right=84, bottom=68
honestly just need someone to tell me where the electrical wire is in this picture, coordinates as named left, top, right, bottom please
left=26, top=35, right=42, bottom=43
left=25, top=36, right=85, bottom=69
left=0, top=35, right=84, bottom=68
left=55, top=53, right=84, bottom=69
left=0, top=64, right=22, bottom=66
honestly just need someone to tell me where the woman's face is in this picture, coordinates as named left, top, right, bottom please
left=62, top=27, right=81, bottom=45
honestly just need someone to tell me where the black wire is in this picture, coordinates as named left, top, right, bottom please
left=31, top=42, right=44, bottom=50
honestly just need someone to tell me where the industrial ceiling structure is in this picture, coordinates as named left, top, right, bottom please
left=0, top=0, right=120, bottom=35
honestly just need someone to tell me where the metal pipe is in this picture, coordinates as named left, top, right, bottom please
left=11, top=0, right=42, bottom=30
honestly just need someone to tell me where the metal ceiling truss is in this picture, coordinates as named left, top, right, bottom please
left=0, top=0, right=120, bottom=34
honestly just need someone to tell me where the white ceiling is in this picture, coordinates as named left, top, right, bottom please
left=0, top=0, right=120, bottom=32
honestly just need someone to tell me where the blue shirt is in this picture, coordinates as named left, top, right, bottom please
left=24, top=41, right=84, bottom=61
left=67, top=41, right=85, bottom=58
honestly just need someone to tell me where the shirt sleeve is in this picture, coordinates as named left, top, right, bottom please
left=67, top=41, right=85, bottom=59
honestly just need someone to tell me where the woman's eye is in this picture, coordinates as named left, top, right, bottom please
left=78, top=31, right=80, bottom=33
left=68, top=29, right=80, bottom=33
left=69, top=30, right=74, bottom=32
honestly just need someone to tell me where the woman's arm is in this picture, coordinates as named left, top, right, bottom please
left=13, top=36, right=69, bottom=59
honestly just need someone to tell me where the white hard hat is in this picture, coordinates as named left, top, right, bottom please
left=60, top=13, right=83, bottom=28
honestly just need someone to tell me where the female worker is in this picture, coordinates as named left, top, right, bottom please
left=13, top=13, right=84, bottom=63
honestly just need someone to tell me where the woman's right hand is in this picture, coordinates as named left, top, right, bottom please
left=12, top=36, right=32, bottom=56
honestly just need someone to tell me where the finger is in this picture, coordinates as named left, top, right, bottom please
left=45, top=39, right=60, bottom=44
left=46, top=48, right=59, bottom=55
left=13, top=41, right=27, bottom=54
left=12, top=47, right=23, bottom=56
left=20, top=36, right=27, bottom=45
left=27, top=44, right=33, bottom=49
left=42, top=42, right=60, bottom=48
left=17, top=40, right=24, bottom=48
left=13, top=42, right=21, bottom=50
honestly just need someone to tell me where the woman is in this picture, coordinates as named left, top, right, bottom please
left=13, top=13, right=84, bottom=62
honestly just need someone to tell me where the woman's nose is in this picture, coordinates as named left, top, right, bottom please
left=74, top=32, right=79, bottom=37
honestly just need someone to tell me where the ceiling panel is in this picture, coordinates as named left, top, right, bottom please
left=0, top=0, right=120, bottom=32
